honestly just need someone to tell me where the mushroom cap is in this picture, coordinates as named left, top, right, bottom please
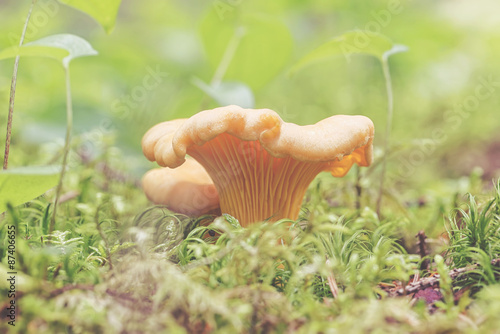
left=141, top=158, right=219, bottom=216
left=142, top=105, right=374, bottom=177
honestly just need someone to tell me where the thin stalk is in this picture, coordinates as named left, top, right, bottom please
left=376, top=58, right=394, bottom=217
left=199, top=26, right=246, bottom=109
left=210, top=26, right=246, bottom=87
left=3, top=0, right=37, bottom=170
left=94, top=205, right=113, bottom=270
left=326, top=258, right=339, bottom=298
left=354, top=165, right=361, bottom=210
left=50, top=66, right=72, bottom=233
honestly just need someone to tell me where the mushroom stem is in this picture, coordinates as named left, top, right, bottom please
left=188, top=133, right=328, bottom=227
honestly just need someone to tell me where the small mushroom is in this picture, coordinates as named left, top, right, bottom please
left=142, top=105, right=374, bottom=226
left=142, top=157, right=220, bottom=216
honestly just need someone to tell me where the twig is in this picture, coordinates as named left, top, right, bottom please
left=3, top=0, right=37, bottom=169
left=390, top=258, right=500, bottom=297
left=416, top=230, right=430, bottom=270
left=105, top=288, right=148, bottom=306
left=49, top=284, right=95, bottom=298
left=58, top=190, right=80, bottom=204
left=354, top=166, right=362, bottom=210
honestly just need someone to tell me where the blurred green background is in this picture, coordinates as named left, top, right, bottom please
left=1, top=0, right=499, bottom=197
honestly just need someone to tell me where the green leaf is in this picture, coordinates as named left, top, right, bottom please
left=290, top=31, right=408, bottom=75
left=25, top=34, right=98, bottom=68
left=192, top=77, right=255, bottom=109
left=200, top=11, right=292, bottom=89
left=0, top=46, right=69, bottom=62
left=0, top=34, right=98, bottom=68
left=58, top=0, right=122, bottom=34
left=0, top=166, right=60, bottom=213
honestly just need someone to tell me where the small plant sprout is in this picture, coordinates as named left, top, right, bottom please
left=142, top=105, right=374, bottom=226
left=290, top=31, right=407, bottom=217
left=0, top=34, right=97, bottom=219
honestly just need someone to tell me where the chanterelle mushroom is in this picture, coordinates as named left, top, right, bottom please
left=142, top=105, right=374, bottom=227
left=142, top=157, right=220, bottom=216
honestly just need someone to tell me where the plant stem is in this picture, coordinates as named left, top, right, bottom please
left=3, top=0, right=37, bottom=170
left=50, top=66, right=73, bottom=233
left=94, top=205, right=113, bottom=270
left=376, top=57, right=394, bottom=217
left=210, top=26, right=246, bottom=87
left=354, top=166, right=361, bottom=210
left=199, top=26, right=245, bottom=109
left=385, top=258, right=500, bottom=297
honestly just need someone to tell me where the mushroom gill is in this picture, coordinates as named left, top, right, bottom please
left=142, top=105, right=374, bottom=227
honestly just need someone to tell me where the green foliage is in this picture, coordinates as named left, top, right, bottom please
left=445, top=183, right=500, bottom=267
left=3, top=180, right=500, bottom=332
left=175, top=213, right=413, bottom=297
left=0, top=32, right=97, bottom=225
left=1, top=1, right=500, bottom=332
left=58, top=0, right=122, bottom=34
left=200, top=9, right=292, bottom=89
left=290, top=31, right=407, bottom=75
left=0, top=166, right=59, bottom=213
left=0, top=34, right=98, bottom=69
left=0, top=45, right=68, bottom=63
left=24, top=34, right=98, bottom=69
left=444, top=180, right=500, bottom=290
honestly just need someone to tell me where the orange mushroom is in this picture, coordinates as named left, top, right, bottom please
left=142, top=105, right=374, bottom=227
left=142, top=158, right=220, bottom=216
